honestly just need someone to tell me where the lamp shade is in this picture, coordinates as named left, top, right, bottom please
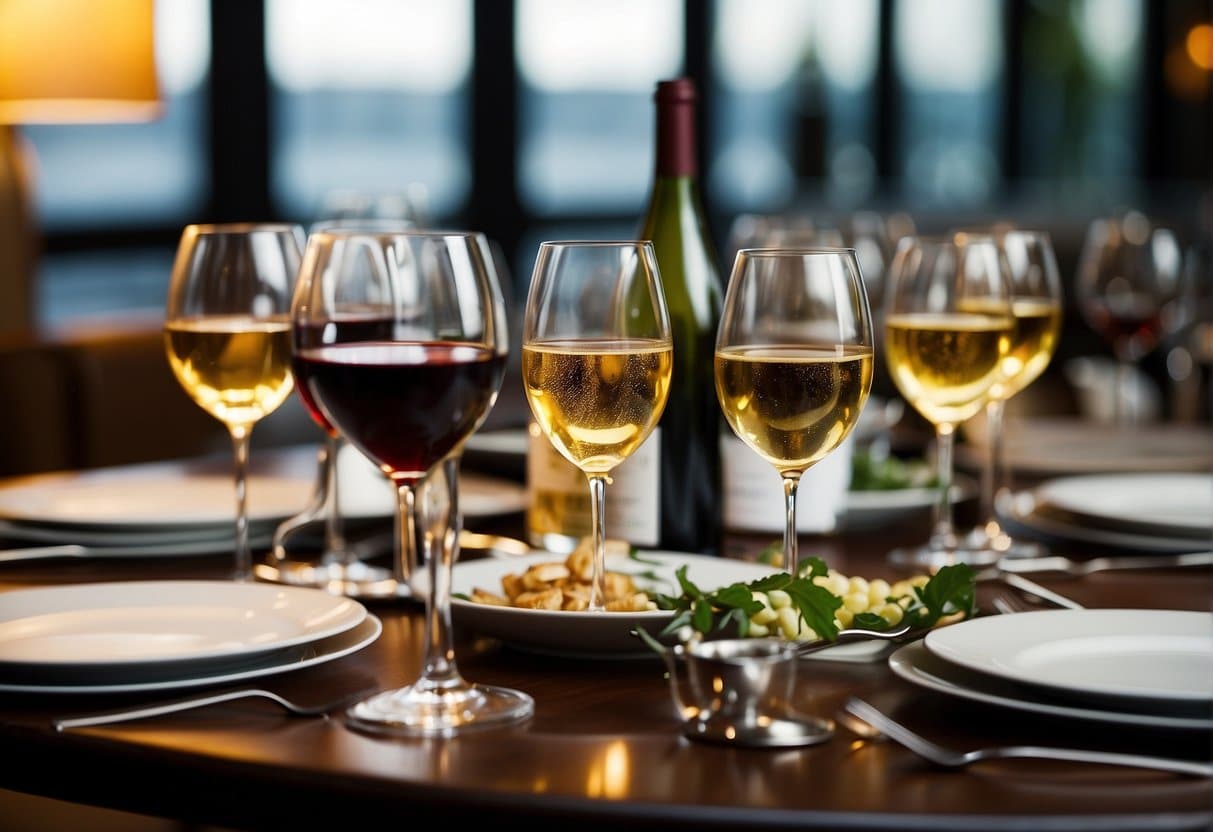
left=0, top=0, right=161, bottom=124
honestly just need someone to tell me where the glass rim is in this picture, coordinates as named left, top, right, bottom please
left=536, top=239, right=655, bottom=248
left=735, top=245, right=858, bottom=257
left=183, top=222, right=303, bottom=235
left=309, top=228, right=485, bottom=243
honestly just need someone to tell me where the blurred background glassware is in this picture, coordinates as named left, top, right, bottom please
left=294, top=228, right=532, bottom=734
left=882, top=234, right=1014, bottom=570
left=963, top=229, right=1063, bottom=558
left=262, top=215, right=419, bottom=598
left=715, top=247, right=874, bottom=578
left=1076, top=211, right=1185, bottom=427
left=164, top=223, right=304, bottom=582
left=1166, top=236, right=1213, bottom=424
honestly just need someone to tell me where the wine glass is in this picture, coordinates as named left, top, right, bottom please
left=882, top=234, right=1014, bottom=570
left=292, top=228, right=532, bottom=735
left=262, top=217, right=418, bottom=599
left=522, top=241, right=672, bottom=611
left=164, top=223, right=304, bottom=582
left=1076, top=212, right=1184, bottom=426
left=715, top=248, right=874, bottom=579
left=964, top=229, right=1064, bottom=557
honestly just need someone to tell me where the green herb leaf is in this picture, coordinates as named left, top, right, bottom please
left=782, top=579, right=843, bottom=640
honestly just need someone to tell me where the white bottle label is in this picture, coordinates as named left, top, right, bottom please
left=720, top=433, right=853, bottom=534
left=526, top=424, right=661, bottom=549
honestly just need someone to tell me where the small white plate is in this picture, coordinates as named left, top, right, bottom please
left=923, top=609, right=1213, bottom=703
left=0, top=580, right=367, bottom=667
left=841, top=479, right=975, bottom=533
left=451, top=550, right=893, bottom=660
left=1031, top=473, right=1213, bottom=538
left=0, top=614, right=382, bottom=695
left=889, top=641, right=1213, bottom=731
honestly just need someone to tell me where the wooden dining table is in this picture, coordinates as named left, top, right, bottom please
left=0, top=446, right=1210, bottom=832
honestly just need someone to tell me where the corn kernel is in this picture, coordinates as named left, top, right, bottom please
left=750, top=592, right=777, bottom=625
left=876, top=602, right=904, bottom=626
left=777, top=606, right=801, bottom=638
left=867, top=579, right=891, bottom=606
left=843, top=592, right=869, bottom=614
left=748, top=621, right=770, bottom=637
left=835, top=607, right=854, bottom=628
left=767, top=589, right=792, bottom=610
left=847, top=576, right=870, bottom=596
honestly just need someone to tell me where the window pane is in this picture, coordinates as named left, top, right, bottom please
left=267, top=0, right=472, bottom=222
left=516, top=0, right=683, bottom=215
left=710, top=0, right=880, bottom=211
left=24, top=0, right=209, bottom=230
left=1020, top=0, right=1143, bottom=194
left=895, top=0, right=1003, bottom=203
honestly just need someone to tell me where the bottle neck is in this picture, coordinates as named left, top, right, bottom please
left=655, top=99, right=697, bottom=179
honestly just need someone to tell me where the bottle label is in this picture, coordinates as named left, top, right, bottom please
left=526, top=424, right=661, bottom=550
left=720, top=433, right=853, bottom=534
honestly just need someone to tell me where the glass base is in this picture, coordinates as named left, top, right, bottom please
left=253, top=559, right=415, bottom=600
left=345, top=682, right=534, bottom=737
left=887, top=543, right=1002, bottom=571
left=963, top=526, right=1046, bottom=560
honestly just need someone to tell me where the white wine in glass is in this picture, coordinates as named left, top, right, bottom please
left=961, top=229, right=1063, bottom=556
left=523, top=241, right=673, bottom=611
left=883, top=234, right=1014, bottom=569
left=164, top=223, right=304, bottom=582
left=715, top=248, right=874, bottom=579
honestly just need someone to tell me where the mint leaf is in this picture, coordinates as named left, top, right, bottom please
left=798, top=557, right=830, bottom=579
left=783, top=578, right=843, bottom=640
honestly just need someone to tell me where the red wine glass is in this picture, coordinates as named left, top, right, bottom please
left=292, top=228, right=533, bottom=735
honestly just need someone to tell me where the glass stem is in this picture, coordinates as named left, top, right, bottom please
left=418, top=455, right=463, bottom=689
left=395, top=482, right=418, bottom=587
left=782, top=473, right=802, bottom=578
left=929, top=424, right=958, bottom=554
left=323, top=434, right=350, bottom=563
left=1114, top=357, right=1134, bottom=427
left=229, top=424, right=252, bottom=582
left=982, top=398, right=1007, bottom=539
left=586, top=474, right=608, bottom=611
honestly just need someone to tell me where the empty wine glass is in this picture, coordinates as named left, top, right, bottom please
left=1076, top=212, right=1184, bottom=426
left=164, top=223, right=304, bottom=582
left=883, top=234, right=1014, bottom=570
left=261, top=217, right=417, bottom=599
left=715, top=248, right=874, bottom=579
left=522, top=241, right=672, bottom=611
left=293, top=228, right=532, bottom=734
left=963, top=229, right=1064, bottom=557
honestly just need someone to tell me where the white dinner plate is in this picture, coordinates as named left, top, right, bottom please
left=923, top=609, right=1213, bottom=703
left=888, top=641, right=1213, bottom=731
left=451, top=550, right=893, bottom=661
left=1030, top=473, right=1213, bottom=539
left=0, top=580, right=367, bottom=667
left=0, top=614, right=382, bottom=695
left=998, top=491, right=1209, bottom=554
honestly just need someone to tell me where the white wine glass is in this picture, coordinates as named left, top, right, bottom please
left=263, top=217, right=417, bottom=598
left=964, top=229, right=1063, bottom=557
left=1076, top=212, right=1184, bottom=426
left=715, top=248, right=874, bottom=579
left=883, top=234, right=1014, bottom=570
left=292, top=228, right=532, bottom=735
left=164, top=223, right=304, bottom=582
left=522, top=241, right=672, bottom=611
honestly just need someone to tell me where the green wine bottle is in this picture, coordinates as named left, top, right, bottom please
left=636, top=77, right=724, bottom=554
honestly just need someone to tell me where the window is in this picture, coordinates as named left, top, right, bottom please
left=266, top=0, right=473, bottom=222
left=515, top=0, right=683, bottom=215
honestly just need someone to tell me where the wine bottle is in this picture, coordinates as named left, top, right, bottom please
left=637, top=76, right=725, bottom=554
left=524, top=77, right=725, bottom=555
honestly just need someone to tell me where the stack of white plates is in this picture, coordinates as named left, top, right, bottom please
left=0, top=580, right=381, bottom=694
left=890, top=608, right=1213, bottom=730
left=999, top=472, right=1213, bottom=552
left=0, top=446, right=527, bottom=558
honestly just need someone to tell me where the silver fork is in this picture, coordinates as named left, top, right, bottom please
left=999, top=551, right=1213, bottom=577
left=53, top=688, right=337, bottom=731
left=842, top=697, right=1213, bottom=778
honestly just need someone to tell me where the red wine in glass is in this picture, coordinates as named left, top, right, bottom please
left=1082, top=291, right=1165, bottom=360
left=292, top=316, right=397, bottom=436
left=294, top=341, right=507, bottom=483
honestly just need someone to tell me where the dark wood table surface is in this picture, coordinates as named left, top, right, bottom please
left=0, top=448, right=1210, bottom=832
